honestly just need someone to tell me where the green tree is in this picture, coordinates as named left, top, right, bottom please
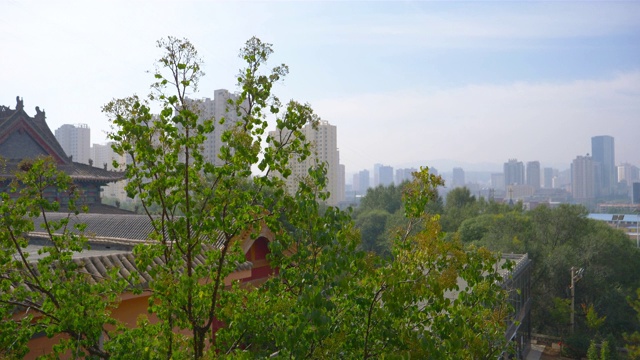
left=2, top=37, right=516, bottom=359
left=0, top=157, right=129, bottom=358
left=588, top=340, right=600, bottom=360
left=358, top=183, right=404, bottom=214
left=216, top=168, right=514, bottom=358
left=625, top=289, right=640, bottom=359
left=103, top=36, right=322, bottom=358
left=455, top=203, right=640, bottom=341
left=355, top=209, right=392, bottom=256
left=354, top=179, right=442, bottom=257
left=441, top=187, right=478, bottom=232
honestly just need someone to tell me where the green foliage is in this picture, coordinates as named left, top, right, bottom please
left=585, top=303, right=607, bottom=331
left=218, top=168, right=513, bottom=359
left=606, top=334, right=621, bottom=360
left=103, top=36, right=322, bottom=358
left=355, top=209, right=392, bottom=256
left=354, top=170, right=443, bottom=257
left=358, top=183, right=404, bottom=214
left=453, top=202, right=640, bottom=341
left=2, top=37, right=516, bottom=359
left=563, top=332, right=591, bottom=359
left=625, top=289, right=640, bottom=359
left=440, top=187, right=477, bottom=232
left=588, top=340, right=600, bottom=360
left=0, top=157, right=129, bottom=358
left=601, top=340, right=612, bottom=360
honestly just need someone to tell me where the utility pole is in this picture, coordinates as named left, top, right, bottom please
left=570, top=266, right=584, bottom=334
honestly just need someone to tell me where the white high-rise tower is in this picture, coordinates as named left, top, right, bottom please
left=270, top=120, right=344, bottom=206
left=189, top=89, right=246, bottom=165
left=55, top=124, right=90, bottom=164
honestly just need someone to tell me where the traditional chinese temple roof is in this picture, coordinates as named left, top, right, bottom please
left=0, top=96, right=124, bottom=184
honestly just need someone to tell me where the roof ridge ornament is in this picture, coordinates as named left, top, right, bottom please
left=35, top=106, right=45, bottom=120
left=16, top=96, right=24, bottom=111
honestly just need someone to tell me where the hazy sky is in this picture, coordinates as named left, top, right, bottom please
left=2, top=1, right=639, bottom=174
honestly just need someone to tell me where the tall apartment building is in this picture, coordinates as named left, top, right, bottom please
left=270, top=120, right=344, bottom=206
left=591, top=135, right=616, bottom=197
left=55, top=124, right=90, bottom=164
left=452, top=167, right=465, bottom=188
left=504, top=159, right=525, bottom=190
left=571, top=155, right=595, bottom=202
left=373, top=163, right=382, bottom=187
left=91, top=142, right=128, bottom=203
left=188, top=89, right=246, bottom=165
left=543, top=167, right=555, bottom=189
left=339, top=164, right=345, bottom=205
left=491, top=173, right=505, bottom=190
left=526, top=161, right=541, bottom=190
left=618, top=163, right=640, bottom=187
left=378, top=165, right=394, bottom=187
left=91, top=142, right=125, bottom=171
left=395, top=168, right=416, bottom=185
left=354, top=169, right=370, bottom=194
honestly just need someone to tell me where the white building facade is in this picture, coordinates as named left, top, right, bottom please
left=270, top=120, right=344, bottom=206
left=55, top=124, right=91, bottom=164
left=91, top=142, right=129, bottom=203
left=188, top=89, right=246, bottom=166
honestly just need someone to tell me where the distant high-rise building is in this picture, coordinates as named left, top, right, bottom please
left=395, top=168, right=416, bottom=185
left=452, top=167, right=465, bottom=188
left=378, top=165, right=394, bottom=187
left=543, top=167, right=555, bottom=189
left=491, top=173, right=505, bottom=190
left=91, top=142, right=128, bottom=202
left=354, top=169, right=370, bottom=194
left=591, top=135, right=616, bottom=197
left=571, top=155, right=595, bottom=202
left=188, top=89, right=247, bottom=165
left=339, top=164, right=345, bottom=204
left=91, top=142, right=127, bottom=171
left=270, top=120, right=343, bottom=206
left=373, top=163, right=382, bottom=187
left=504, top=159, right=525, bottom=190
left=526, top=161, right=541, bottom=190
left=633, top=182, right=640, bottom=204
left=55, top=124, right=91, bottom=164
left=352, top=174, right=360, bottom=193
left=618, top=163, right=640, bottom=187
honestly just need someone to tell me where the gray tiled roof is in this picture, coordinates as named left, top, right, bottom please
left=1, top=160, right=125, bottom=184
left=31, top=213, right=157, bottom=245
left=13, top=247, right=253, bottom=293
left=22, top=213, right=254, bottom=288
left=70, top=251, right=253, bottom=287
left=31, top=212, right=227, bottom=246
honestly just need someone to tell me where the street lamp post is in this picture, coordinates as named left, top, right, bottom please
left=570, top=266, right=584, bottom=334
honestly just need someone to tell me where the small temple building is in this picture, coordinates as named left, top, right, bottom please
left=0, top=96, right=125, bottom=212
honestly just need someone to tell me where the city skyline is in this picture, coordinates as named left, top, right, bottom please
left=44, top=114, right=636, bottom=185
left=23, top=111, right=640, bottom=204
left=2, top=1, right=639, bottom=173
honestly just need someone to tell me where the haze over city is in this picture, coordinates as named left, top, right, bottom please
left=2, top=1, right=639, bottom=174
